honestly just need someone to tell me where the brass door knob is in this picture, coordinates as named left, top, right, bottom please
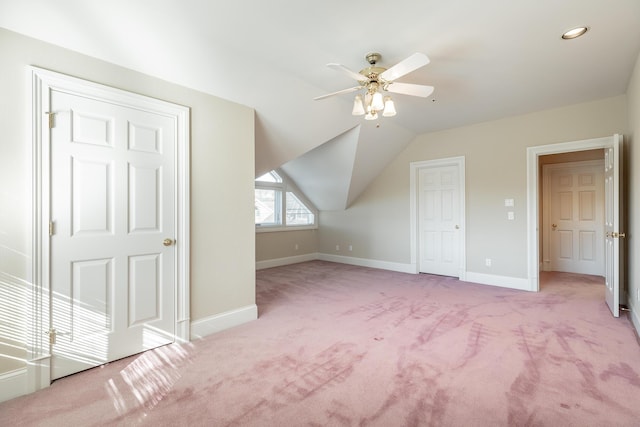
left=163, top=238, right=174, bottom=246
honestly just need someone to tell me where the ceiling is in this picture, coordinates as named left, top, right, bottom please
left=2, top=1, right=639, bottom=210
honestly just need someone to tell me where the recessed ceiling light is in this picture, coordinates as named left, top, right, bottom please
left=562, top=27, right=588, bottom=39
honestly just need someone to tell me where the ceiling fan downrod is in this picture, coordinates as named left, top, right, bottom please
left=366, top=52, right=381, bottom=65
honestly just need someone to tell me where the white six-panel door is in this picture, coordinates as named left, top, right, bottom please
left=49, top=90, right=176, bottom=379
left=545, top=161, right=604, bottom=276
left=418, top=165, right=461, bottom=277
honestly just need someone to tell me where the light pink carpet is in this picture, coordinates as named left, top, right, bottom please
left=2, top=261, right=640, bottom=426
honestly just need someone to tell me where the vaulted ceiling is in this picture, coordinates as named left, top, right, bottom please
left=2, top=1, right=639, bottom=210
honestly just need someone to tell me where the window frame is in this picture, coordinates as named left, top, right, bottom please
left=255, top=170, right=317, bottom=232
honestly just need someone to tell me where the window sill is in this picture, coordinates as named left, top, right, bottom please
left=255, top=225, right=318, bottom=233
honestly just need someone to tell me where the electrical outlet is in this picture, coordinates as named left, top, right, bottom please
left=336, top=245, right=340, bottom=251
left=294, top=244, right=299, bottom=251
left=485, top=258, right=492, bottom=267
left=348, top=245, right=353, bottom=251
left=507, top=211, right=515, bottom=220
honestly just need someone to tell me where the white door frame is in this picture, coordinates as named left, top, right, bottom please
left=28, top=67, right=190, bottom=392
left=526, top=135, right=619, bottom=292
left=410, top=156, right=466, bottom=278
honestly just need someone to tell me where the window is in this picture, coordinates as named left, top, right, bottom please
left=255, top=170, right=316, bottom=231
left=254, top=188, right=280, bottom=225
left=256, top=171, right=281, bottom=183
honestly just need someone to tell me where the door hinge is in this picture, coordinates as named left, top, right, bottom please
left=49, top=221, right=55, bottom=236
left=47, top=328, right=57, bottom=345
left=45, top=111, right=55, bottom=129
left=607, top=231, right=627, bottom=238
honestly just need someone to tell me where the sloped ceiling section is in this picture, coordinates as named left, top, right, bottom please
left=346, top=121, right=416, bottom=207
left=253, top=91, right=361, bottom=177
left=281, top=126, right=361, bottom=211
left=2, top=0, right=640, bottom=212
left=281, top=117, right=417, bottom=211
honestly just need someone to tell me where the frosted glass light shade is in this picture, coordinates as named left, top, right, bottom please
left=352, top=95, right=365, bottom=116
left=382, top=96, right=396, bottom=117
left=371, top=92, right=384, bottom=111
left=364, top=111, right=378, bottom=120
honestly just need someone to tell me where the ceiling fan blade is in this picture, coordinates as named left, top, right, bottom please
left=327, top=63, right=368, bottom=83
left=380, top=53, right=430, bottom=82
left=313, top=86, right=362, bottom=101
left=386, top=82, right=434, bottom=98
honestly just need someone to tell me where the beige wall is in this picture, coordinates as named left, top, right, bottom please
left=0, top=29, right=255, bottom=375
left=319, top=96, right=627, bottom=278
left=626, top=51, right=640, bottom=323
left=256, top=229, right=318, bottom=262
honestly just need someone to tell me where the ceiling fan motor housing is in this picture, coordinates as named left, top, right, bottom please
left=361, top=53, right=387, bottom=81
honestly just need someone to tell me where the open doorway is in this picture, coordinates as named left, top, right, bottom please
left=526, top=135, right=624, bottom=317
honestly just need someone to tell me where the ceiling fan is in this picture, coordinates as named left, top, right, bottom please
left=314, top=52, right=434, bottom=120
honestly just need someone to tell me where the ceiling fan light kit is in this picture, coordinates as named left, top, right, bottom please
left=352, top=95, right=365, bottom=115
left=315, top=52, right=434, bottom=120
left=382, top=96, right=396, bottom=117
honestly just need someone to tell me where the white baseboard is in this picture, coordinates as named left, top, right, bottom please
left=464, top=272, right=531, bottom=291
left=256, top=253, right=530, bottom=292
left=317, top=253, right=416, bottom=274
left=190, top=304, right=258, bottom=340
left=0, top=368, right=27, bottom=403
left=256, top=252, right=416, bottom=274
left=256, top=253, right=318, bottom=270
left=629, top=299, right=640, bottom=337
